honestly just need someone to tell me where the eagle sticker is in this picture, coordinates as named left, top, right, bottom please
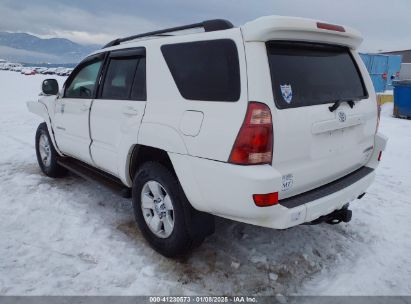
left=280, top=84, right=293, bottom=104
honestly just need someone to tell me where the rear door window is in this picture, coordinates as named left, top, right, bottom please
left=99, top=48, right=146, bottom=101
left=161, top=39, right=240, bottom=102
left=101, top=57, right=138, bottom=100
left=101, top=58, right=147, bottom=101
left=266, top=42, right=367, bottom=109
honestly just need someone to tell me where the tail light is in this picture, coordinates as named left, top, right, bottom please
left=229, top=102, right=273, bottom=165
left=396, top=71, right=400, bottom=78
left=382, top=73, right=387, bottom=80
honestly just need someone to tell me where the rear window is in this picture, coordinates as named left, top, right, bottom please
left=161, top=39, right=240, bottom=102
left=266, top=42, right=367, bottom=109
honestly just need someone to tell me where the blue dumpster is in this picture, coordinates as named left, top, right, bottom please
left=360, top=53, right=402, bottom=92
left=393, top=80, right=411, bottom=118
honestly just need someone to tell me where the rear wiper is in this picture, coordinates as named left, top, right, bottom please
left=329, top=99, right=355, bottom=112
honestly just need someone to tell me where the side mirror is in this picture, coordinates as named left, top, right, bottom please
left=42, top=79, right=59, bottom=95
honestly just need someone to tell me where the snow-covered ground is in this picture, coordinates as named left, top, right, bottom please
left=0, top=70, right=410, bottom=296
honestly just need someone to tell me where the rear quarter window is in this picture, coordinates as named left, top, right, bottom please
left=266, top=42, right=368, bottom=109
left=161, top=39, right=241, bottom=102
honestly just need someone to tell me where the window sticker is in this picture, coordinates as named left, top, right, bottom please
left=280, top=84, right=293, bottom=104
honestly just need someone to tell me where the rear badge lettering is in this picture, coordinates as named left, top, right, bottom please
left=280, top=84, right=293, bottom=104
left=282, top=174, right=294, bottom=192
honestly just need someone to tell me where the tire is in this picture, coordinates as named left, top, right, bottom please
left=35, top=122, right=67, bottom=178
left=132, top=162, right=214, bottom=258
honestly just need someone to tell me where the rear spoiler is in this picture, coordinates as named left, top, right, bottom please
left=241, top=16, right=363, bottom=49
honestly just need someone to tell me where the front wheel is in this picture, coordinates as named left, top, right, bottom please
left=132, top=162, right=214, bottom=257
left=35, top=123, right=67, bottom=178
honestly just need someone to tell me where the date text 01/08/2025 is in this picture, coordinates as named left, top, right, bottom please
left=148, top=296, right=258, bottom=303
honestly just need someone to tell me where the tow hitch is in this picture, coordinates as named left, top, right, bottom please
left=306, top=204, right=352, bottom=225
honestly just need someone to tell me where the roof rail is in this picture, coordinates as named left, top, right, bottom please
left=102, top=19, right=234, bottom=49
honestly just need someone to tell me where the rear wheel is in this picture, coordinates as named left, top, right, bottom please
left=35, top=123, right=67, bottom=178
left=140, top=180, right=175, bottom=239
left=132, top=162, right=214, bottom=257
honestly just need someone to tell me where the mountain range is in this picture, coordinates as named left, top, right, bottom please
left=0, top=32, right=100, bottom=64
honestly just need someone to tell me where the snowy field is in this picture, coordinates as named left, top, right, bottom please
left=0, top=70, right=410, bottom=296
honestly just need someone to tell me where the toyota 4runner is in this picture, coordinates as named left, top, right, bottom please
left=27, top=16, right=388, bottom=257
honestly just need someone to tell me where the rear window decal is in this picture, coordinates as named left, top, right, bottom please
left=280, top=84, right=293, bottom=104
left=267, top=42, right=368, bottom=109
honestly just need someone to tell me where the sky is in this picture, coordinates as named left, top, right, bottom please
left=0, top=0, right=409, bottom=52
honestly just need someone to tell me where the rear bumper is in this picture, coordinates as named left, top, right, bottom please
left=169, top=133, right=387, bottom=229
left=279, top=167, right=373, bottom=209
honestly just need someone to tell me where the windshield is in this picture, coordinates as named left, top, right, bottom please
left=266, top=41, right=368, bottom=109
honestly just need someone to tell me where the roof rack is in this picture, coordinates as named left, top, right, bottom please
left=102, top=19, right=234, bottom=49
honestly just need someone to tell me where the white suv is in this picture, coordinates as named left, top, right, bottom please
left=27, top=16, right=387, bottom=257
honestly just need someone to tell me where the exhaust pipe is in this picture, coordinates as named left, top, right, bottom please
left=306, top=204, right=352, bottom=225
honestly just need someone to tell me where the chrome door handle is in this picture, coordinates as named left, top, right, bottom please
left=123, top=107, right=139, bottom=116
left=80, top=104, right=89, bottom=112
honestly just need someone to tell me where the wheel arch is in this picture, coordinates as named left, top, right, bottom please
left=27, top=101, right=63, bottom=156
left=119, top=122, right=188, bottom=186
left=127, top=145, right=177, bottom=184
left=137, top=122, right=188, bottom=155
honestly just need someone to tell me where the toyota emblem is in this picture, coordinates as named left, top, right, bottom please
left=338, top=111, right=346, bottom=122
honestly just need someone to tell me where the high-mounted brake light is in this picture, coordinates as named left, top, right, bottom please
left=229, top=102, right=273, bottom=165
left=253, top=192, right=279, bottom=207
left=317, top=22, right=346, bottom=33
